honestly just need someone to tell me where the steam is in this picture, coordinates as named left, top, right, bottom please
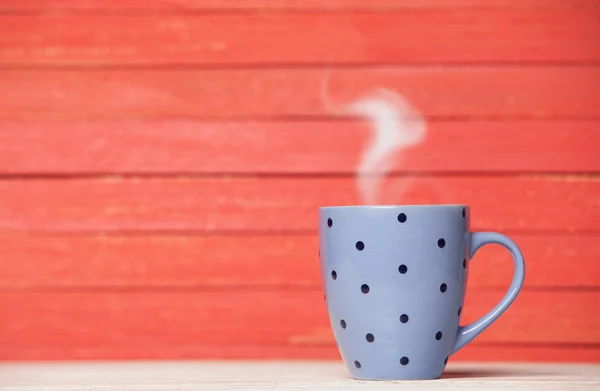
left=320, top=73, right=428, bottom=204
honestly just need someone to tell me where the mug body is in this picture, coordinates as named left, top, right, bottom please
left=318, top=205, right=470, bottom=380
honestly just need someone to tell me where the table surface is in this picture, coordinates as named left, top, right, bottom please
left=0, top=361, right=599, bottom=390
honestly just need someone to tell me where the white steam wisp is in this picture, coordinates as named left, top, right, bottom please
left=320, top=73, right=428, bottom=205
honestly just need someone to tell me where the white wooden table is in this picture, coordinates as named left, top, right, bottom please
left=0, top=361, right=599, bottom=390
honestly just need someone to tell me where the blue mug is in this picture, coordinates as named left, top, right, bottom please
left=318, top=205, right=525, bottom=380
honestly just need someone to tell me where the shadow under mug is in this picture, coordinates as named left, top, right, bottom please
left=318, top=204, right=525, bottom=380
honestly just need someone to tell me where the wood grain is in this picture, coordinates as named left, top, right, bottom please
left=1, top=12, right=598, bottom=66
left=1, top=344, right=599, bottom=362
left=0, top=176, right=597, bottom=233
left=450, top=346, right=600, bottom=363
left=0, top=291, right=597, bottom=358
left=1, top=67, right=599, bottom=119
left=1, top=0, right=599, bottom=12
left=1, top=0, right=598, bottom=364
left=1, top=120, right=599, bottom=175
left=0, top=234, right=597, bottom=289
left=2, top=363, right=600, bottom=391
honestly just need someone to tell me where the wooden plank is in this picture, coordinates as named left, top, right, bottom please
left=2, top=363, right=600, bottom=391
left=1, top=0, right=599, bottom=12
left=1, top=67, right=598, bottom=119
left=1, top=12, right=598, bottom=66
left=0, top=176, right=597, bottom=233
left=0, top=291, right=597, bottom=358
left=451, top=345, right=600, bottom=363
left=0, top=234, right=597, bottom=289
left=1, top=120, right=599, bottom=175
left=288, top=291, right=600, bottom=345
left=1, top=343, right=598, bottom=362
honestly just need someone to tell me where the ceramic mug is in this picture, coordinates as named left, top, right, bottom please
left=318, top=205, right=525, bottom=380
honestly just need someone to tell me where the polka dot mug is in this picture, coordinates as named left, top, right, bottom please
left=318, top=205, right=525, bottom=380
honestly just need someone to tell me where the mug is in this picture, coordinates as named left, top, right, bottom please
left=318, top=205, right=525, bottom=380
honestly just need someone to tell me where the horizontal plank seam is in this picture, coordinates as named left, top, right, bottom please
left=0, top=228, right=596, bottom=236
left=5, top=341, right=600, bottom=349
left=0, top=230, right=598, bottom=238
left=1, top=117, right=600, bottom=124
left=2, top=62, right=600, bottom=71
left=1, top=285, right=598, bottom=293
left=0, top=172, right=599, bottom=180
left=4, top=115, right=600, bottom=122
left=0, top=7, right=598, bottom=16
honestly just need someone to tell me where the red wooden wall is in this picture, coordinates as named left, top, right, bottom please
left=0, top=0, right=599, bottom=362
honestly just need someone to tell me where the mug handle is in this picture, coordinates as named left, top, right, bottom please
left=452, top=231, right=526, bottom=354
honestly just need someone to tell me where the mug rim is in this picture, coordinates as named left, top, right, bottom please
left=319, top=204, right=468, bottom=210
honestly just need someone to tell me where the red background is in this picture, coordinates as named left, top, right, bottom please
left=0, top=0, right=599, bottom=362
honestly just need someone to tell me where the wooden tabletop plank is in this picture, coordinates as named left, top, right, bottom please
left=0, top=362, right=598, bottom=390
left=2, top=120, right=598, bottom=175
